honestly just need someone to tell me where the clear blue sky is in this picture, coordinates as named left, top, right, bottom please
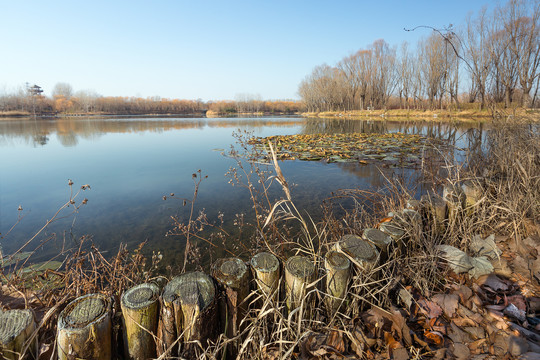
left=0, top=0, right=492, bottom=101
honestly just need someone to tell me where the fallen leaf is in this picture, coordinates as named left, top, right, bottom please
left=436, top=245, right=472, bottom=274
left=507, top=294, right=527, bottom=311
left=432, top=293, right=459, bottom=319
left=469, top=234, right=502, bottom=260
left=384, top=331, right=402, bottom=350
left=418, top=298, right=443, bottom=319
left=262, top=346, right=280, bottom=360
left=476, top=274, right=512, bottom=292
left=450, top=342, right=471, bottom=360
left=469, top=257, right=494, bottom=278
left=327, top=328, right=345, bottom=353
left=424, top=331, right=444, bottom=346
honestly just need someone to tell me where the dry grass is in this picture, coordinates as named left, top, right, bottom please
left=1, top=118, right=539, bottom=359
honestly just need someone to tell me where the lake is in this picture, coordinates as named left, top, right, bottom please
left=0, top=116, right=484, bottom=266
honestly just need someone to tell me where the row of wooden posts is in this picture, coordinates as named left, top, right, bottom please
left=0, top=180, right=481, bottom=359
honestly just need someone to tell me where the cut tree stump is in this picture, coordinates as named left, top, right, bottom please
left=285, top=256, right=316, bottom=311
left=379, top=221, right=406, bottom=241
left=57, top=293, right=112, bottom=360
left=160, top=272, right=216, bottom=357
left=121, top=283, right=160, bottom=360
left=443, top=184, right=466, bottom=220
left=461, top=180, right=482, bottom=214
left=0, top=309, right=36, bottom=360
left=422, top=194, right=447, bottom=231
left=335, top=234, right=379, bottom=271
left=324, top=251, right=350, bottom=313
left=212, top=257, right=250, bottom=342
left=251, top=252, right=280, bottom=299
left=362, top=228, right=392, bottom=261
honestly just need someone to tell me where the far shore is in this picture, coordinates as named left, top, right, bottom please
left=0, top=110, right=301, bottom=119
left=302, top=108, right=540, bottom=122
left=2, top=108, right=539, bottom=122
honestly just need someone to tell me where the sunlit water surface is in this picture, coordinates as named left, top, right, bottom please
left=0, top=116, right=485, bottom=264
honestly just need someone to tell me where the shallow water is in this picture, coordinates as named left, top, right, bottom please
left=0, top=116, right=484, bottom=264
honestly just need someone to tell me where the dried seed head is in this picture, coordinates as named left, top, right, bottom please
left=68, top=179, right=74, bottom=186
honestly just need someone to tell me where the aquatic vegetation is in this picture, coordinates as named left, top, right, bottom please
left=248, top=132, right=446, bottom=168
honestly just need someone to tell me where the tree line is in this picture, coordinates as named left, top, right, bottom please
left=298, top=0, right=540, bottom=112
left=0, top=83, right=304, bottom=116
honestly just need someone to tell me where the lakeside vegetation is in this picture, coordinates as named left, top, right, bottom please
left=1, top=0, right=539, bottom=358
left=0, top=83, right=304, bottom=117
left=1, top=115, right=539, bottom=359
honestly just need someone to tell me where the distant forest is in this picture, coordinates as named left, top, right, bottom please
left=0, top=85, right=304, bottom=116
left=299, top=0, right=540, bottom=111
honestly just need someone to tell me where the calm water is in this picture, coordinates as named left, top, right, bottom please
left=0, top=116, right=484, bottom=264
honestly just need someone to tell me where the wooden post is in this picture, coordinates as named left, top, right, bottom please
left=443, top=184, right=465, bottom=221
left=0, top=309, right=36, bottom=360
left=121, top=283, right=160, bottom=360
left=324, top=251, right=350, bottom=313
left=421, top=194, right=447, bottom=232
left=362, top=228, right=392, bottom=261
left=379, top=220, right=406, bottom=241
left=461, top=180, right=482, bottom=214
left=161, top=272, right=216, bottom=357
left=57, top=293, right=112, bottom=360
left=406, top=199, right=421, bottom=211
left=284, top=256, right=315, bottom=311
left=212, top=258, right=249, bottom=341
left=251, top=252, right=280, bottom=298
left=335, top=234, right=379, bottom=271
left=394, top=209, right=422, bottom=235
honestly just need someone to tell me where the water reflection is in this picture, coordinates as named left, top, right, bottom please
left=0, top=116, right=484, bottom=265
left=0, top=117, right=306, bottom=147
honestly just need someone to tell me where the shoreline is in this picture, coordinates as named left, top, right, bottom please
left=302, top=108, right=540, bottom=122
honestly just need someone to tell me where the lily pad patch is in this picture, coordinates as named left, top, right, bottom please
left=248, top=133, right=443, bottom=168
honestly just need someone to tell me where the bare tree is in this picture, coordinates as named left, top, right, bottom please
left=52, top=82, right=74, bottom=99
left=462, top=8, right=492, bottom=108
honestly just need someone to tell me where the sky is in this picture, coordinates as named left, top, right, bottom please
left=0, top=0, right=493, bottom=101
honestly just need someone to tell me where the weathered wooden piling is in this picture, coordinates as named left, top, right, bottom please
left=335, top=234, right=379, bottom=270
left=461, top=180, right=482, bottom=214
left=212, top=257, right=250, bottom=341
left=121, top=283, right=160, bottom=360
left=324, top=251, right=350, bottom=313
left=284, top=256, right=316, bottom=311
left=362, top=228, right=392, bottom=261
left=251, top=252, right=280, bottom=298
left=443, top=184, right=466, bottom=221
left=405, top=199, right=421, bottom=211
left=421, top=194, right=447, bottom=231
left=0, top=309, right=36, bottom=360
left=379, top=221, right=406, bottom=240
left=57, top=293, right=112, bottom=360
left=160, top=271, right=216, bottom=355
